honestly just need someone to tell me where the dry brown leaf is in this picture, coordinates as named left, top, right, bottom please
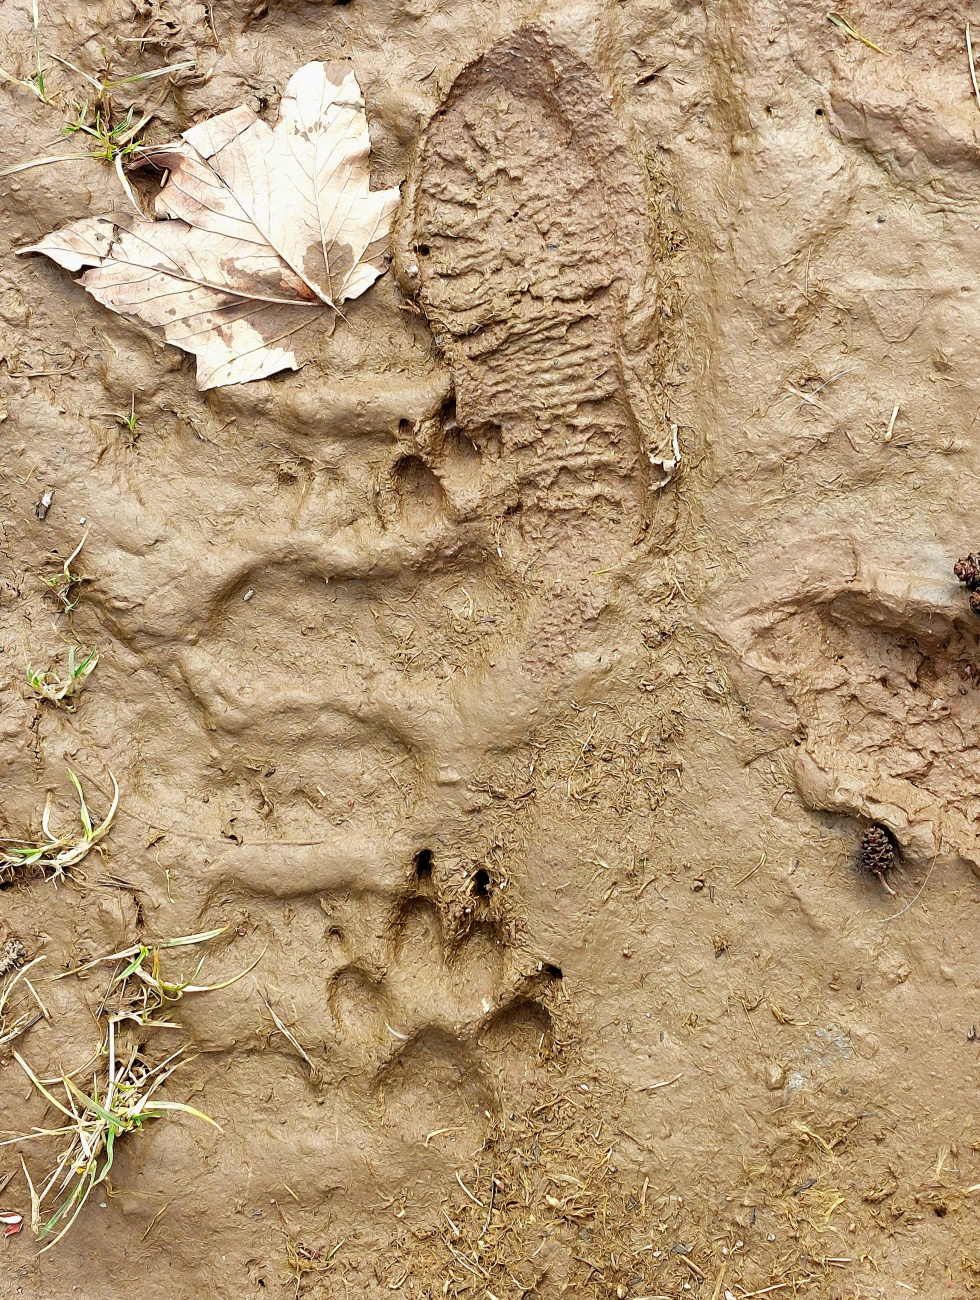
left=20, top=62, right=400, bottom=389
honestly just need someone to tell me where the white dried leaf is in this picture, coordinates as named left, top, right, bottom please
left=20, top=62, right=400, bottom=390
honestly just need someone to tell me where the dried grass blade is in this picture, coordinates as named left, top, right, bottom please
left=0, top=154, right=93, bottom=179
left=12, top=1052, right=75, bottom=1118
left=827, top=11, right=886, bottom=53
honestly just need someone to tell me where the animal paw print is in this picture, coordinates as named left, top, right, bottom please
left=320, top=879, right=560, bottom=1138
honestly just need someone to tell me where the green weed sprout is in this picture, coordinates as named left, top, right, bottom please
left=42, top=533, right=87, bottom=614
left=0, top=54, right=194, bottom=183
left=0, top=1, right=48, bottom=103
left=27, top=647, right=98, bottom=706
left=106, top=393, right=140, bottom=445
left=0, top=771, right=118, bottom=886
left=63, top=927, right=262, bottom=1030
left=61, top=100, right=148, bottom=163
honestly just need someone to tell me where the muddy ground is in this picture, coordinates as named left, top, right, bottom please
left=2, top=1, right=980, bottom=1297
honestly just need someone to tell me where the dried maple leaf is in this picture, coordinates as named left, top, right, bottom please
left=20, top=62, right=400, bottom=389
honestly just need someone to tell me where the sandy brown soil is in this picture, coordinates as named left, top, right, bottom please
left=3, top=1, right=980, bottom=1297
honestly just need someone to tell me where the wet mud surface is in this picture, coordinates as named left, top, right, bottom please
left=2, top=2, right=980, bottom=1297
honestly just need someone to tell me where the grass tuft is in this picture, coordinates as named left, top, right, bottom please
left=60, top=100, right=149, bottom=163
left=0, top=19, right=194, bottom=182
left=0, top=770, right=118, bottom=886
left=41, top=533, right=87, bottom=614
left=62, top=927, right=262, bottom=1029
left=4, top=1029, right=218, bottom=1252
left=283, top=1234, right=345, bottom=1295
left=4, top=929, right=254, bottom=1250
left=27, top=646, right=98, bottom=707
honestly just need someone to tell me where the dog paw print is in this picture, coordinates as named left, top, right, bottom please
left=320, top=884, right=561, bottom=1138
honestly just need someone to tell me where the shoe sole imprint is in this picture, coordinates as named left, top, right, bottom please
left=396, top=25, right=658, bottom=560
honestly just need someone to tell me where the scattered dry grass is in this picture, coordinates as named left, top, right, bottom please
left=543, top=701, right=681, bottom=814
left=382, top=1078, right=684, bottom=1298
left=371, top=1064, right=926, bottom=1300
left=0, top=956, right=47, bottom=1053
left=282, top=1230, right=346, bottom=1296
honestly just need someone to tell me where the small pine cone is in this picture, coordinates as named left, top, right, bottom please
left=954, top=553, right=980, bottom=591
left=860, top=825, right=895, bottom=880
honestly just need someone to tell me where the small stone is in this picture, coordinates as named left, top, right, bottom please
left=765, top=1062, right=786, bottom=1090
left=884, top=960, right=911, bottom=985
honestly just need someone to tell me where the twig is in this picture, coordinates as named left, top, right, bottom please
left=786, top=384, right=834, bottom=415
left=23, top=977, right=51, bottom=1020
left=423, top=1126, right=464, bottom=1148
left=809, top=365, right=857, bottom=396
left=968, top=24, right=980, bottom=114
left=455, top=1171, right=485, bottom=1208
left=679, top=1254, right=706, bottom=1280
left=445, top=1237, right=489, bottom=1279
left=732, top=852, right=766, bottom=888
left=140, top=1200, right=172, bottom=1242
left=738, top=1284, right=801, bottom=1299
left=20, top=1158, right=40, bottom=1237
left=0, top=154, right=95, bottom=179
left=873, top=851, right=938, bottom=923
left=884, top=403, right=900, bottom=443
left=637, top=1072, right=682, bottom=1093
left=481, top=1175, right=495, bottom=1238
left=261, top=992, right=320, bottom=1080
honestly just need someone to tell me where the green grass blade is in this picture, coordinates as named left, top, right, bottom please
left=64, top=1077, right=122, bottom=1131
left=67, top=770, right=93, bottom=839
